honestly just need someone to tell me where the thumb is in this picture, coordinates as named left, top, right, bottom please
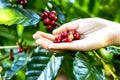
left=52, top=24, right=68, bottom=35
left=53, top=21, right=79, bottom=34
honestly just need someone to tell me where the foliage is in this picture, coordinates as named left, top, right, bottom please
left=0, top=0, right=120, bottom=80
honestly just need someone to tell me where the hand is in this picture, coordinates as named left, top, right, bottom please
left=33, top=18, right=120, bottom=52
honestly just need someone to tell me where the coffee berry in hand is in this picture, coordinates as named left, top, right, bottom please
left=40, top=10, right=58, bottom=31
left=54, top=29, right=81, bottom=43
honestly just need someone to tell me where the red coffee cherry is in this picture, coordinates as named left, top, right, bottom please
left=43, top=18, right=51, bottom=25
left=40, top=11, right=49, bottom=20
left=16, top=0, right=27, bottom=7
left=62, top=37, right=72, bottom=42
left=56, top=35, right=62, bottom=41
left=49, top=13, right=56, bottom=20
left=51, top=10, right=57, bottom=16
left=54, top=35, right=62, bottom=43
left=18, top=47, right=23, bottom=53
left=43, top=11, right=49, bottom=18
left=50, top=20, right=56, bottom=26
left=40, top=14, right=45, bottom=20
left=47, top=25, right=53, bottom=31
left=74, top=32, right=81, bottom=40
left=62, top=37, right=69, bottom=42
left=54, top=29, right=81, bottom=43
left=54, top=16, right=58, bottom=22
left=61, top=31, right=69, bottom=38
left=54, top=38, right=61, bottom=43
left=68, top=29, right=76, bottom=34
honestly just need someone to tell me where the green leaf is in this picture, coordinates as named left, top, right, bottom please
left=113, top=59, right=120, bottom=77
left=0, top=29, right=15, bottom=39
left=17, top=25, right=24, bottom=37
left=15, top=7, right=40, bottom=26
left=60, top=54, right=76, bottom=80
left=26, top=46, right=64, bottom=80
left=59, top=0, right=74, bottom=11
left=27, top=0, right=47, bottom=12
left=73, top=51, right=105, bottom=80
left=0, top=7, right=25, bottom=25
left=105, top=46, right=120, bottom=55
left=0, top=5, right=40, bottom=26
left=4, top=53, right=29, bottom=79
left=0, top=0, right=12, bottom=8
left=97, top=48, right=114, bottom=62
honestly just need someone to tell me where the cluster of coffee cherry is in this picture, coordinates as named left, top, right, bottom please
left=9, top=47, right=24, bottom=61
left=54, top=29, right=81, bottom=43
left=16, top=0, right=27, bottom=7
left=40, top=10, right=58, bottom=31
left=9, top=40, right=24, bottom=61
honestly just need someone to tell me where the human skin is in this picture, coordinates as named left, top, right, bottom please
left=33, top=18, right=120, bottom=53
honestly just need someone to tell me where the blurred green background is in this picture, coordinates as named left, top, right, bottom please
left=1, top=0, right=120, bottom=80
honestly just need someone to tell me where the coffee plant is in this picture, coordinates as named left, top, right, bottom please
left=0, top=0, right=120, bottom=80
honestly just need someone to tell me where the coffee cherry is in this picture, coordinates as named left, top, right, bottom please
left=40, top=14, right=45, bottom=20
left=9, top=49, right=13, bottom=55
left=43, top=18, right=51, bottom=25
left=54, top=35, right=62, bottom=43
left=47, top=25, right=53, bottom=31
left=68, top=29, right=76, bottom=34
left=54, top=39, right=61, bottom=43
left=61, top=31, right=69, bottom=38
left=18, top=47, right=23, bottom=53
left=68, top=34, right=74, bottom=40
left=49, top=13, right=58, bottom=21
left=51, top=10, right=57, bottom=16
left=62, top=37, right=69, bottom=42
left=74, top=32, right=81, bottom=40
left=54, top=16, right=58, bottom=22
left=50, top=20, right=56, bottom=26
left=56, top=35, right=62, bottom=41
left=67, top=37, right=73, bottom=42
left=9, top=56, right=14, bottom=61
left=40, top=11, right=49, bottom=20
left=16, top=0, right=27, bottom=7
left=54, top=29, right=81, bottom=43
left=49, top=13, right=55, bottom=19
left=44, top=11, right=49, bottom=18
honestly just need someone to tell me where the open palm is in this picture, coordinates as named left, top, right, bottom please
left=33, top=18, right=120, bottom=52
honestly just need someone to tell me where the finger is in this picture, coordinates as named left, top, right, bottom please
left=33, top=33, right=42, bottom=40
left=48, top=36, right=109, bottom=51
left=49, top=50, right=63, bottom=53
left=36, top=39, right=63, bottom=53
left=48, top=42, right=79, bottom=51
left=53, top=20, right=79, bottom=34
left=36, top=38, right=52, bottom=50
left=33, top=31, right=55, bottom=40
